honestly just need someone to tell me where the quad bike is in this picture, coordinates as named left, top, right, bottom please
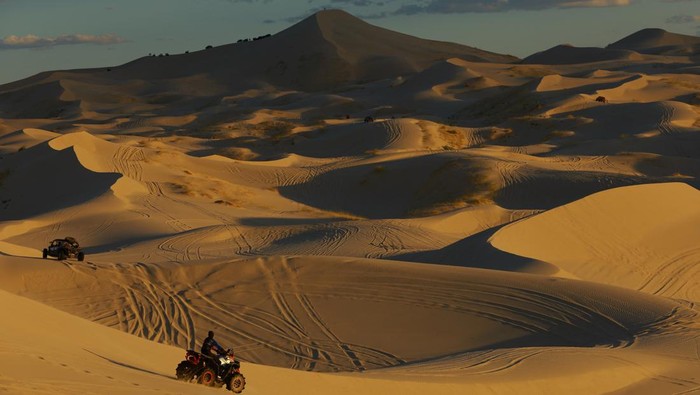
left=176, top=349, right=246, bottom=393
left=42, top=236, right=84, bottom=261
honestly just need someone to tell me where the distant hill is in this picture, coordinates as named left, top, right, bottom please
left=606, top=28, right=700, bottom=56
left=522, top=44, right=643, bottom=65
left=0, top=10, right=518, bottom=97
left=118, top=9, right=518, bottom=90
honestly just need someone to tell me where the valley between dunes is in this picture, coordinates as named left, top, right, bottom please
left=1, top=10, right=700, bottom=395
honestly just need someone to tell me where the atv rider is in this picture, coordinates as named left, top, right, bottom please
left=202, top=331, right=225, bottom=356
left=202, top=331, right=229, bottom=371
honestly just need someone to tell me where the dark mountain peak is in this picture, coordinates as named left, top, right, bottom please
left=607, top=28, right=700, bottom=55
left=2, top=9, right=518, bottom=93
left=313, top=8, right=358, bottom=21
left=522, top=44, right=642, bottom=65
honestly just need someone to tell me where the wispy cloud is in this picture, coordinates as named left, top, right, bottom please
left=559, top=0, right=632, bottom=6
left=264, top=0, right=642, bottom=24
left=392, top=0, right=633, bottom=15
left=666, top=14, right=700, bottom=23
left=329, top=0, right=389, bottom=5
left=266, top=6, right=335, bottom=24
left=0, top=33, right=126, bottom=50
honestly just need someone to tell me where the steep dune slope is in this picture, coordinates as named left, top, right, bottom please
left=0, top=140, right=121, bottom=221
left=490, top=183, right=700, bottom=301
left=6, top=277, right=697, bottom=395
left=0, top=287, right=219, bottom=395
left=0, top=255, right=695, bottom=376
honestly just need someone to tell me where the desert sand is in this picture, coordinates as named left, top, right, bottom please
left=1, top=9, right=700, bottom=394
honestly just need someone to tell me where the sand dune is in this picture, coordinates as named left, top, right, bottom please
left=1, top=10, right=700, bottom=395
left=0, top=80, right=80, bottom=119
left=0, top=128, right=59, bottom=153
left=0, top=285, right=228, bottom=395
left=552, top=100, right=698, bottom=141
left=5, top=281, right=694, bottom=395
left=0, top=141, right=121, bottom=220
left=2, top=255, right=700, bottom=394
left=277, top=151, right=506, bottom=218
left=397, top=60, right=483, bottom=93
left=291, top=119, right=424, bottom=157
left=491, top=183, right=700, bottom=300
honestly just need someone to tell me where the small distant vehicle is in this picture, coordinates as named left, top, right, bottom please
left=42, top=237, right=84, bottom=261
left=176, top=349, right=246, bottom=393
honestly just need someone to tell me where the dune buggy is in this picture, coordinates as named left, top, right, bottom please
left=43, top=237, right=85, bottom=261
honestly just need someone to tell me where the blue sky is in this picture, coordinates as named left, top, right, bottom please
left=1, top=0, right=699, bottom=85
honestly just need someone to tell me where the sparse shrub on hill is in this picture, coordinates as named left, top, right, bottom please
left=217, top=147, right=259, bottom=161
left=205, top=45, right=213, bottom=50
left=544, top=130, right=575, bottom=142
left=459, top=85, right=545, bottom=121
left=227, top=120, right=296, bottom=142
left=237, top=34, right=271, bottom=43
left=507, top=65, right=554, bottom=78
left=409, top=159, right=497, bottom=216
left=490, top=127, right=513, bottom=141
left=249, top=121, right=296, bottom=142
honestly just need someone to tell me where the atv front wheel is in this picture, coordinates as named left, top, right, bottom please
left=228, top=373, right=246, bottom=393
left=198, top=368, right=217, bottom=387
left=77, top=252, right=85, bottom=261
left=42, top=249, right=48, bottom=259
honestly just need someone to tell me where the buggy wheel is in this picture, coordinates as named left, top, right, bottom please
left=197, top=368, right=217, bottom=387
left=77, top=252, right=85, bottom=261
left=228, top=373, right=246, bottom=393
left=57, top=250, right=66, bottom=260
left=42, top=249, right=48, bottom=259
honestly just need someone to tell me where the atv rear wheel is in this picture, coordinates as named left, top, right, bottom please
left=42, top=249, right=48, bottom=259
left=228, top=373, right=246, bottom=393
left=176, top=361, right=196, bottom=381
left=198, top=368, right=217, bottom=387
left=77, top=252, right=85, bottom=261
